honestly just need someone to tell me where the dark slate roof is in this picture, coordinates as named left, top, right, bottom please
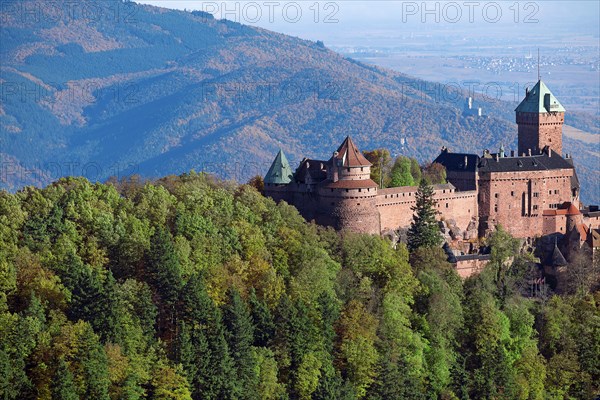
left=434, top=147, right=576, bottom=175
left=477, top=151, right=574, bottom=173
left=264, top=149, right=294, bottom=184
left=294, top=158, right=328, bottom=184
left=571, top=168, right=580, bottom=190
left=546, top=244, right=567, bottom=267
left=433, top=149, right=479, bottom=173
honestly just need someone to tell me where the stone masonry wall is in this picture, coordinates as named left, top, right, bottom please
left=517, top=112, right=564, bottom=156
left=376, top=186, right=478, bottom=233
left=479, top=168, right=574, bottom=238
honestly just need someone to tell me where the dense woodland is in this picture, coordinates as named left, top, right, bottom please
left=1, top=173, right=599, bottom=400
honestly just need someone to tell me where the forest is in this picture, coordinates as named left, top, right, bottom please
left=0, top=173, right=599, bottom=400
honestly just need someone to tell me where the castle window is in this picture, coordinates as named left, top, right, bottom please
left=494, top=193, right=498, bottom=198
left=346, top=189, right=349, bottom=193
left=533, top=192, right=539, bottom=198
left=533, top=205, right=538, bottom=210
left=511, top=191, right=514, bottom=196
left=357, top=203, right=361, bottom=206
left=361, top=167, right=364, bottom=172
left=549, top=190, right=552, bottom=195
left=347, top=168, right=350, bottom=172
left=494, top=205, right=498, bottom=213
left=358, top=188, right=362, bottom=192
left=445, top=203, right=449, bottom=208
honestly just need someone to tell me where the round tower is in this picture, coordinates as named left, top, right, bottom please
left=566, top=203, right=581, bottom=232
left=318, top=136, right=380, bottom=234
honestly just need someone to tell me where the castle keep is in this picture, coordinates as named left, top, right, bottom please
left=263, top=80, right=599, bottom=252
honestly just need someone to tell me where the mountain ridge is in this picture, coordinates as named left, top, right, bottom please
left=1, top=0, right=598, bottom=202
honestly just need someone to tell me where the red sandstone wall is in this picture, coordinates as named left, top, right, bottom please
left=517, top=112, right=564, bottom=156
left=317, top=186, right=380, bottom=234
left=542, top=214, right=567, bottom=236
left=479, top=168, right=574, bottom=238
left=455, top=258, right=489, bottom=279
left=376, top=186, right=478, bottom=232
left=584, top=215, right=600, bottom=231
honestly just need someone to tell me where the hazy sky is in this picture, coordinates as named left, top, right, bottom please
left=136, top=1, right=600, bottom=43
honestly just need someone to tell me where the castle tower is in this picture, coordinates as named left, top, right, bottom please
left=319, top=136, right=380, bottom=234
left=516, top=80, right=565, bottom=156
left=263, top=149, right=294, bottom=202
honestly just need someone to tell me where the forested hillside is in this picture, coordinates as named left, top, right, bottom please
left=1, top=0, right=597, bottom=203
left=1, top=174, right=599, bottom=399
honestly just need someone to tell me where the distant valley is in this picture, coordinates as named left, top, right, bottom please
left=1, top=0, right=598, bottom=203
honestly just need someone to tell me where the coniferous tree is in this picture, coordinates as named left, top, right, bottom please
left=75, top=324, right=110, bottom=400
left=407, top=179, right=442, bottom=252
left=248, top=288, right=275, bottom=347
left=146, top=226, right=182, bottom=306
left=51, top=357, right=78, bottom=400
left=180, top=275, right=236, bottom=400
left=223, top=288, right=258, bottom=399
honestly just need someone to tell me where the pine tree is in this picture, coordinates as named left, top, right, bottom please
left=223, top=288, right=258, bottom=399
left=146, top=226, right=182, bottom=307
left=180, top=275, right=236, bottom=400
left=248, top=289, right=274, bottom=347
left=51, top=357, right=78, bottom=400
left=407, top=179, right=442, bottom=252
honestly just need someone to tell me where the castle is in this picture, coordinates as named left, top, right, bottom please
left=263, top=80, right=599, bottom=275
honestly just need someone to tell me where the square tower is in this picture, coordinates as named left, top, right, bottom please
left=516, top=80, right=565, bottom=156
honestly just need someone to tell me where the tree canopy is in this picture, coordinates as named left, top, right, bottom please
left=0, top=174, right=598, bottom=399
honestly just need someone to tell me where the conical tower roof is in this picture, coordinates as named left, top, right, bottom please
left=335, top=136, right=371, bottom=167
left=547, top=243, right=567, bottom=267
left=264, top=149, right=293, bottom=184
left=515, top=80, right=565, bottom=113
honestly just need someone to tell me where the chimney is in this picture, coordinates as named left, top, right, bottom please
left=528, top=149, right=532, bottom=157
left=464, top=155, right=468, bottom=167
left=548, top=148, right=552, bottom=157
left=511, top=150, right=515, bottom=157
left=525, top=87, right=529, bottom=96
left=495, top=153, right=499, bottom=162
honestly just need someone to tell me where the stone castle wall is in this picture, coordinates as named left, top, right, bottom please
left=317, top=186, right=380, bottom=234
left=376, top=186, right=478, bottom=233
left=517, top=112, right=565, bottom=156
left=454, top=257, right=490, bottom=279
left=479, top=168, right=574, bottom=238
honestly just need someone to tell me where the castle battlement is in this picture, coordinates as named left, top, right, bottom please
left=264, top=80, right=595, bottom=244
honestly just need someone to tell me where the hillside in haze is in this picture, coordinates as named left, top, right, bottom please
left=1, top=0, right=598, bottom=203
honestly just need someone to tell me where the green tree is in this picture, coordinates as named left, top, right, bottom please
left=51, top=357, right=79, bottom=400
left=410, top=158, right=422, bottom=184
left=248, top=289, right=275, bottom=347
left=422, top=163, right=446, bottom=185
left=407, top=180, right=442, bottom=252
left=223, top=288, right=259, bottom=399
left=363, top=149, right=393, bottom=188
left=390, top=156, right=415, bottom=187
